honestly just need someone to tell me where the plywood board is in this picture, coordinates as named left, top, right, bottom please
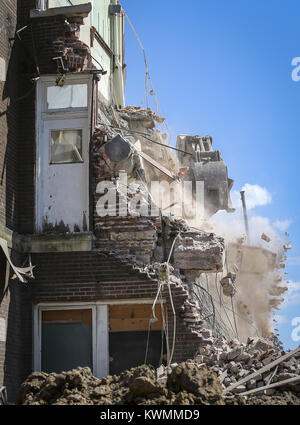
left=109, top=303, right=166, bottom=332
left=42, top=309, right=92, bottom=325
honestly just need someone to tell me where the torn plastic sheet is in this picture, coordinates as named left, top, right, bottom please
left=0, top=237, right=35, bottom=283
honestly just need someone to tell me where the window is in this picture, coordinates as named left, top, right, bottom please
left=41, top=309, right=93, bottom=373
left=34, top=301, right=166, bottom=378
left=46, top=84, right=88, bottom=110
left=50, top=129, right=83, bottom=164
left=109, top=304, right=167, bottom=375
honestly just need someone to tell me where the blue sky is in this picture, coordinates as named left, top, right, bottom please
left=121, top=0, right=300, bottom=349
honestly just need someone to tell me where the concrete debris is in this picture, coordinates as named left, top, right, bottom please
left=261, top=233, right=271, bottom=243
left=190, top=330, right=300, bottom=400
left=220, top=272, right=237, bottom=297
left=173, top=231, right=224, bottom=272
left=283, top=243, right=292, bottom=251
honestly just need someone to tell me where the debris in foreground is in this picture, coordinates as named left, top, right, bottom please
left=16, top=349, right=300, bottom=406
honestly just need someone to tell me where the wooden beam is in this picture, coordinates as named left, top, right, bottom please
left=137, top=150, right=177, bottom=181
left=223, top=346, right=300, bottom=395
left=240, top=376, right=300, bottom=397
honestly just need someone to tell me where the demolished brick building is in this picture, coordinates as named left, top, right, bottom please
left=0, top=1, right=289, bottom=403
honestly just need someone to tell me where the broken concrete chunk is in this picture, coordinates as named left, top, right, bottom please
left=261, top=233, right=271, bottom=243
left=227, top=347, right=244, bottom=361
left=173, top=231, right=224, bottom=271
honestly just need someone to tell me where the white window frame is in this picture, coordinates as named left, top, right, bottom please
left=39, top=75, right=92, bottom=118
left=49, top=127, right=84, bottom=165
left=38, top=1, right=94, bottom=11
left=33, top=298, right=166, bottom=378
left=43, top=81, right=89, bottom=114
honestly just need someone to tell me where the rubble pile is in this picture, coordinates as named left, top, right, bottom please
left=16, top=337, right=300, bottom=406
left=16, top=363, right=224, bottom=406
left=192, top=331, right=300, bottom=399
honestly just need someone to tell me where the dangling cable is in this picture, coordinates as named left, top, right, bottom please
left=231, top=295, right=239, bottom=340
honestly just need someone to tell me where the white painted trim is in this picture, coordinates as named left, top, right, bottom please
left=42, top=111, right=89, bottom=120
left=34, top=304, right=96, bottom=374
left=92, top=306, right=97, bottom=374
left=33, top=305, right=41, bottom=371
left=96, top=305, right=109, bottom=378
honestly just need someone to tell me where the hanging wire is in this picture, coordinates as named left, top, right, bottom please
left=231, top=295, right=239, bottom=340
left=192, top=283, right=216, bottom=333
left=124, top=13, right=149, bottom=107
left=160, top=291, right=169, bottom=362
left=214, top=274, right=237, bottom=337
left=144, top=319, right=152, bottom=365
left=166, top=234, right=180, bottom=366
left=124, top=12, right=169, bottom=133
left=97, top=121, right=192, bottom=156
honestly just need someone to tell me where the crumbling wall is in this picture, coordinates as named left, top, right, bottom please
left=92, top=104, right=234, bottom=361
left=92, top=101, right=290, bottom=354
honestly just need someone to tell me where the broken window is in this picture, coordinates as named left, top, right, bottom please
left=46, top=84, right=88, bottom=110
left=50, top=129, right=83, bottom=164
left=41, top=309, right=93, bottom=373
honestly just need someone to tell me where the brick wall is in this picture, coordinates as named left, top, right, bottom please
left=16, top=2, right=90, bottom=233
left=0, top=251, right=32, bottom=403
left=31, top=251, right=200, bottom=364
left=0, top=0, right=19, bottom=230
left=0, top=0, right=33, bottom=404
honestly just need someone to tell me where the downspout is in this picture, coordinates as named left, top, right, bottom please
left=111, top=0, right=125, bottom=108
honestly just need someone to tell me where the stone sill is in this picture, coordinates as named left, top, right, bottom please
left=13, top=232, right=93, bottom=253
left=30, top=3, right=92, bottom=19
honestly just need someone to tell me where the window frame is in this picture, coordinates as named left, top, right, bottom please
left=33, top=299, right=166, bottom=378
left=49, top=127, right=84, bottom=165
left=43, top=80, right=89, bottom=114
left=46, top=83, right=89, bottom=112
left=36, top=75, right=92, bottom=232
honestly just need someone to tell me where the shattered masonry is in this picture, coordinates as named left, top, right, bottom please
left=0, top=0, right=295, bottom=404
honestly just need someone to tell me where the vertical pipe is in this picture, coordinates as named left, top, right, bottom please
left=240, top=190, right=250, bottom=243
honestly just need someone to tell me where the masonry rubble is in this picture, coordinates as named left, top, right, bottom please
left=156, top=333, right=300, bottom=399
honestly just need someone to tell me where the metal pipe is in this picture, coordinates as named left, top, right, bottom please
left=240, top=190, right=250, bottom=243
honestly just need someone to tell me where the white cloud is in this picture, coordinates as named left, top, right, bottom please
left=231, top=183, right=272, bottom=210
left=287, top=256, right=300, bottom=266
left=273, top=219, right=292, bottom=232
left=248, top=215, right=282, bottom=248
